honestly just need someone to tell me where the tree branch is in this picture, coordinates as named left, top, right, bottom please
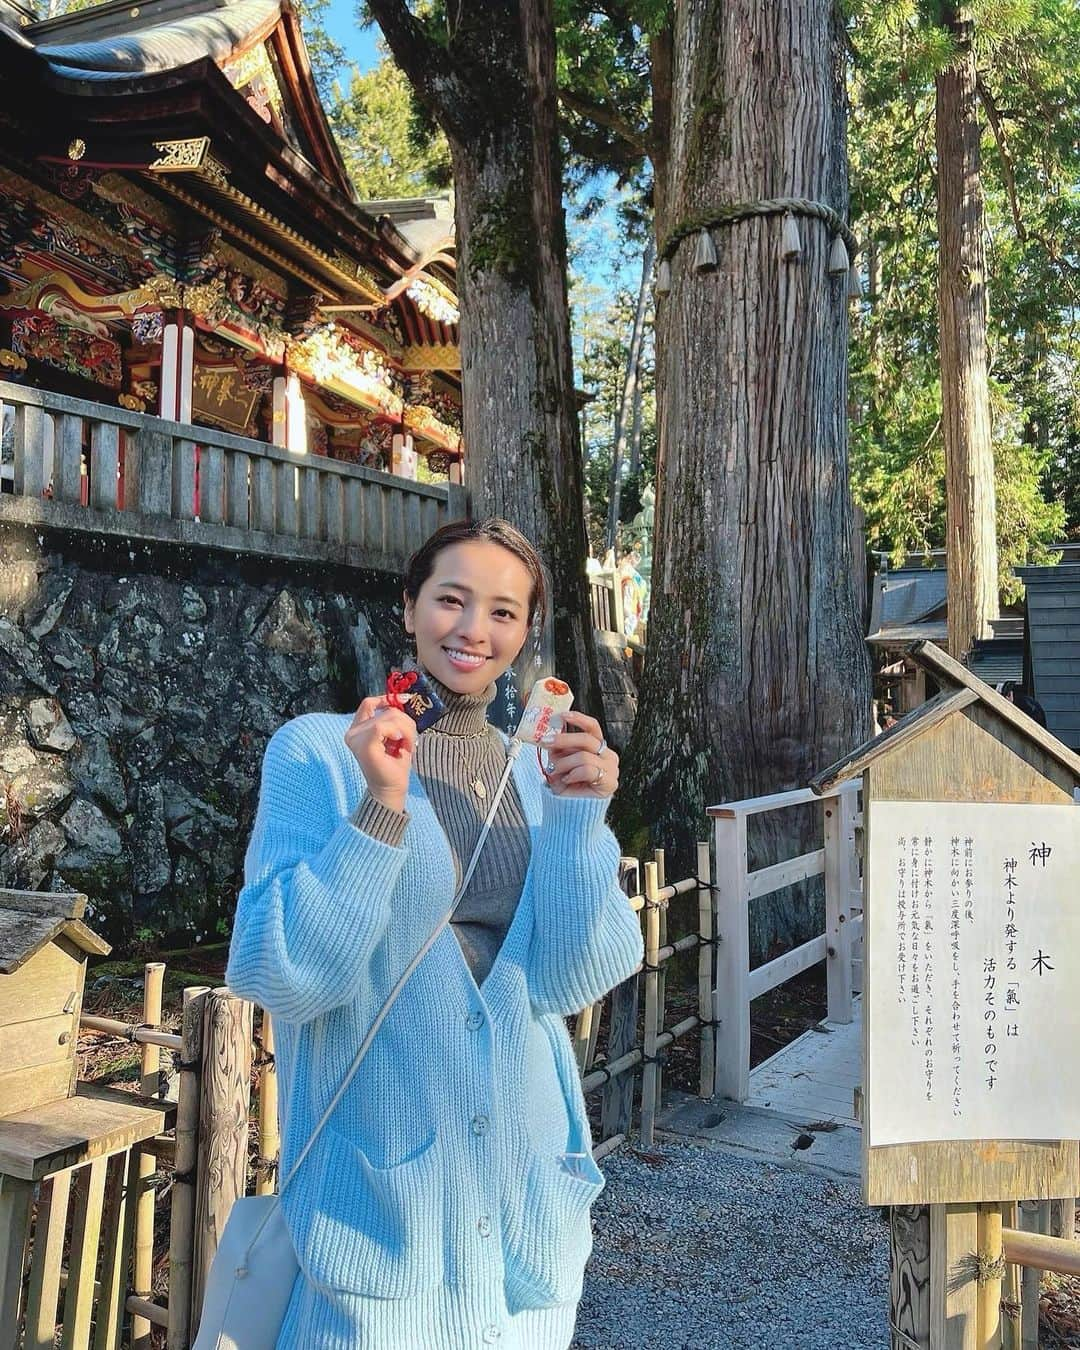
left=974, top=73, right=1025, bottom=242
left=558, top=85, right=650, bottom=159
left=365, top=0, right=482, bottom=143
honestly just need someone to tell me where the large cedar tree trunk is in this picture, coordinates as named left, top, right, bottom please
left=620, top=0, right=870, bottom=946
left=936, top=6, right=998, bottom=659
left=367, top=0, right=602, bottom=713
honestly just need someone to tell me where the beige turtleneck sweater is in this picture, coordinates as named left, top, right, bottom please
left=350, top=671, right=531, bottom=986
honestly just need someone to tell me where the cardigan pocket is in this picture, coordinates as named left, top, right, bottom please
left=298, top=1128, right=442, bottom=1297
left=504, top=1016, right=604, bottom=1312
left=503, top=1149, right=602, bottom=1311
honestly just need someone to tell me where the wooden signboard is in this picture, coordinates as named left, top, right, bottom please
left=813, top=642, right=1080, bottom=1349
left=815, top=644, right=1080, bottom=1208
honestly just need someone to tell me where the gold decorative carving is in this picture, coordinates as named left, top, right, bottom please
left=118, top=393, right=146, bottom=412
left=200, top=155, right=231, bottom=187
left=67, top=139, right=87, bottom=162
left=148, top=137, right=212, bottom=174
left=0, top=349, right=28, bottom=372
left=401, top=344, right=461, bottom=373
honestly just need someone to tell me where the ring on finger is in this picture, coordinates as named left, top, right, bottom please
left=596, top=737, right=608, bottom=756
left=593, top=764, right=605, bottom=786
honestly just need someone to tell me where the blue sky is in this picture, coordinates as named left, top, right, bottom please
left=324, top=0, right=380, bottom=83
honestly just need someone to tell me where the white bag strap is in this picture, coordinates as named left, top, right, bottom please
left=275, top=738, right=522, bottom=1204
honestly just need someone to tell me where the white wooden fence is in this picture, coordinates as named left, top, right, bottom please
left=709, top=779, right=863, bottom=1102
left=0, top=381, right=461, bottom=573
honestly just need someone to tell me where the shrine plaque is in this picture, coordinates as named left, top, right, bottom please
left=867, top=800, right=1080, bottom=1148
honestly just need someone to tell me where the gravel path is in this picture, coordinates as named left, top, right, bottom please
left=574, top=1133, right=890, bottom=1350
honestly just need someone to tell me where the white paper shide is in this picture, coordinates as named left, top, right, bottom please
left=867, top=801, right=1080, bottom=1147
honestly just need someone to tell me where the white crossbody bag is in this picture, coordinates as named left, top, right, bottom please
left=193, top=742, right=521, bottom=1350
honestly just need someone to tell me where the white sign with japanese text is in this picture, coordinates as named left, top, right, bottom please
left=867, top=800, right=1080, bottom=1146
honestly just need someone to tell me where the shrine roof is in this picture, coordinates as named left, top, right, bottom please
left=812, top=639, right=1080, bottom=793
left=29, top=0, right=280, bottom=78
left=866, top=566, right=947, bottom=643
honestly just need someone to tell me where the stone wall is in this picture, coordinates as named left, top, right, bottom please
left=0, top=520, right=406, bottom=948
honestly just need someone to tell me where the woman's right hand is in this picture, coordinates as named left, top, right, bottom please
left=344, top=696, right=417, bottom=814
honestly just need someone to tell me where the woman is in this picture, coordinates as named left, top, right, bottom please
left=226, top=517, right=644, bottom=1350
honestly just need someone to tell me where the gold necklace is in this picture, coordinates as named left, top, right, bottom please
left=432, top=728, right=501, bottom=801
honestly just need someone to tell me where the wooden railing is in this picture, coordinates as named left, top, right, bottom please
left=708, top=780, right=864, bottom=1103
left=0, top=381, right=462, bottom=574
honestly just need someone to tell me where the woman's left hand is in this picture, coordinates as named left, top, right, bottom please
left=540, top=709, right=619, bottom=799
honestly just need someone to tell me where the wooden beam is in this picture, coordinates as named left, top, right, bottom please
left=747, top=848, right=825, bottom=900
left=748, top=935, right=828, bottom=1001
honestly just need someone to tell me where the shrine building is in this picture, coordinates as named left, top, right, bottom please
left=0, top=0, right=463, bottom=531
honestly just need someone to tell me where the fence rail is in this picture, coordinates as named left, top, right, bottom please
left=0, top=381, right=461, bottom=573
left=708, top=778, right=864, bottom=1103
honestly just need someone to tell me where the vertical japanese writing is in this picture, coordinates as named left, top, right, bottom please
left=923, top=835, right=935, bottom=1101
left=950, top=836, right=962, bottom=1116
left=963, top=835, right=975, bottom=922
left=1003, top=856, right=1021, bottom=1047
left=910, top=835, right=921, bottom=1048
left=896, top=837, right=908, bottom=1004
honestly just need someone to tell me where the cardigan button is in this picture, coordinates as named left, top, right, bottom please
left=465, top=1011, right=484, bottom=1031
left=477, top=1215, right=492, bottom=1237
left=470, top=1114, right=490, bottom=1136
left=482, top=1326, right=502, bottom=1344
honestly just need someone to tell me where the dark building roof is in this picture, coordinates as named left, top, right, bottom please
left=1016, top=564, right=1080, bottom=751
left=867, top=567, right=947, bottom=645
left=967, top=635, right=1024, bottom=687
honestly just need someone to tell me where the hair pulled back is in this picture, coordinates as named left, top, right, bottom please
left=403, top=517, right=548, bottom=632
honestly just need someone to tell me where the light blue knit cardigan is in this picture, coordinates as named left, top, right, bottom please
left=225, top=712, right=644, bottom=1348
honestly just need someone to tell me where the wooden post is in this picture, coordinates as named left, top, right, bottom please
left=168, top=986, right=207, bottom=1350
left=1000, top=1202, right=1021, bottom=1350
left=976, top=1204, right=1004, bottom=1350
left=639, top=863, right=661, bottom=1147
left=256, top=1010, right=279, bottom=1199
left=600, top=860, right=641, bottom=1141
left=130, top=961, right=164, bottom=1350
left=192, top=988, right=253, bottom=1326
left=61, top=1156, right=109, bottom=1348
left=890, top=1203, right=993, bottom=1350
left=823, top=791, right=854, bottom=1024
left=0, top=1174, right=34, bottom=1350
left=23, top=1171, right=71, bottom=1348
left=93, top=1151, right=138, bottom=1350
left=713, top=812, right=750, bottom=1102
left=1017, top=1199, right=1049, bottom=1350
left=653, top=848, right=667, bottom=1114
left=696, top=841, right=715, bottom=1099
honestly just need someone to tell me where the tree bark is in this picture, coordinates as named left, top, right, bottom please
left=628, top=343, right=644, bottom=481
left=368, top=0, right=602, bottom=717
left=619, top=0, right=870, bottom=946
left=936, top=5, right=998, bottom=659
left=607, top=238, right=654, bottom=548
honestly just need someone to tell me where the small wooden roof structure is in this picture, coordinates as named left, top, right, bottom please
left=0, top=890, right=110, bottom=975
left=812, top=639, right=1080, bottom=798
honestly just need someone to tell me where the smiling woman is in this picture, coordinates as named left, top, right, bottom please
left=225, top=516, right=642, bottom=1350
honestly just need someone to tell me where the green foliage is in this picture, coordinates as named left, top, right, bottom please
left=847, top=0, right=1080, bottom=593
left=329, top=46, right=451, bottom=199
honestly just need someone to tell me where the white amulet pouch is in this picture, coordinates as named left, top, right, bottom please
left=516, top=676, right=574, bottom=743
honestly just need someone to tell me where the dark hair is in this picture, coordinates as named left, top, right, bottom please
left=403, top=517, right=548, bottom=631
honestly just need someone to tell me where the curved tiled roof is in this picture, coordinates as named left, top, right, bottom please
left=35, top=0, right=279, bottom=78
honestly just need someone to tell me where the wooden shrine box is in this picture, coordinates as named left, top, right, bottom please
left=811, top=640, right=1080, bottom=1210
left=0, top=891, right=110, bottom=1118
